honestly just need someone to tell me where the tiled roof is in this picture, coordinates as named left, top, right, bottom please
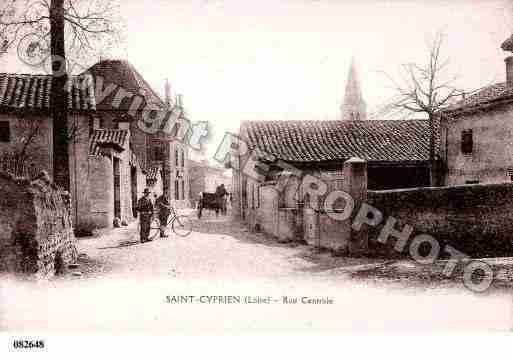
left=89, top=129, right=128, bottom=156
left=82, top=60, right=165, bottom=111
left=0, top=73, right=96, bottom=111
left=501, top=35, right=513, bottom=52
left=445, top=82, right=513, bottom=113
left=241, top=119, right=439, bottom=163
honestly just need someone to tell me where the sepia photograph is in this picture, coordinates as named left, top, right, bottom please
left=1, top=0, right=513, bottom=354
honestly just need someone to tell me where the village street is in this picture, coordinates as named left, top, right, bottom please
left=1, top=210, right=513, bottom=331
left=73, top=210, right=387, bottom=281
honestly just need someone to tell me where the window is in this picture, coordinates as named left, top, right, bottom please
left=153, top=145, right=165, bottom=161
left=465, top=179, right=479, bottom=185
left=509, top=169, right=513, bottom=182
left=89, top=117, right=94, bottom=136
left=251, top=183, right=255, bottom=209
left=461, top=129, right=473, bottom=155
left=175, top=148, right=179, bottom=167
left=0, top=121, right=10, bottom=142
left=181, top=180, right=185, bottom=201
left=181, top=149, right=185, bottom=167
left=173, top=123, right=180, bottom=137
left=175, top=179, right=179, bottom=200
left=256, top=185, right=260, bottom=208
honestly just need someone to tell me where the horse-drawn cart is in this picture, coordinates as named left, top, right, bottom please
left=197, top=192, right=222, bottom=219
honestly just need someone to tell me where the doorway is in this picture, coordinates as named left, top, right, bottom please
left=113, top=157, right=121, bottom=220
left=241, top=177, right=247, bottom=220
left=131, top=165, right=137, bottom=218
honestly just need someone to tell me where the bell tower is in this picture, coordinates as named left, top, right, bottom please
left=341, top=57, right=367, bottom=121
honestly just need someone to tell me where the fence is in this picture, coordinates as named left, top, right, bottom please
left=0, top=152, right=39, bottom=179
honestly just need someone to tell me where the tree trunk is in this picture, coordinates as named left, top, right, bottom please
left=50, top=0, right=69, bottom=190
left=428, top=113, right=436, bottom=187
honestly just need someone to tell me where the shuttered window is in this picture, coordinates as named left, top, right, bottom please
left=0, top=121, right=10, bottom=142
left=461, top=129, right=473, bottom=155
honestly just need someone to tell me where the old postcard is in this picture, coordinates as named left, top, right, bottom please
left=1, top=0, right=513, bottom=354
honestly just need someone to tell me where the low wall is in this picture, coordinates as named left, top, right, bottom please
left=0, top=172, right=78, bottom=279
left=319, top=210, right=351, bottom=253
left=258, top=184, right=278, bottom=236
left=367, top=183, right=513, bottom=258
left=248, top=159, right=367, bottom=253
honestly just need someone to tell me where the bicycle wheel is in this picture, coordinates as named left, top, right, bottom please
left=148, top=217, right=161, bottom=240
left=172, top=215, right=192, bottom=237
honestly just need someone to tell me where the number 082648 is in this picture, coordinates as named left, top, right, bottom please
left=12, top=340, right=45, bottom=350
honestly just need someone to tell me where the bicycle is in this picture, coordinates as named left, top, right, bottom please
left=139, top=206, right=193, bottom=241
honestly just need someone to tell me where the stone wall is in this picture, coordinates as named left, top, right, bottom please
left=367, top=183, right=513, bottom=258
left=0, top=172, right=77, bottom=279
left=258, top=183, right=278, bottom=236
left=243, top=160, right=367, bottom=253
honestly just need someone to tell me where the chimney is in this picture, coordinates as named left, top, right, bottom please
left=506, top=56, right=513, bottom=86
left=176, top=94, right=183, bottom=108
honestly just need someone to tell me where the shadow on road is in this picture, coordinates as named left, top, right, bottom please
left=98, top=240, right=142, bottom=250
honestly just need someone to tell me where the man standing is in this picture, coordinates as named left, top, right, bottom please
left=136, top=188, right=154, bottom=243
left=155, top=193, right=171, bottom=238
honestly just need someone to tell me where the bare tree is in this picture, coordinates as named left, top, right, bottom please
left=383, top=32, right=463, bottom=186
left=0, top=0, right=121, bottom=190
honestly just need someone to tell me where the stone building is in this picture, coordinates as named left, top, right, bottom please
left=0, top=59, right=170, bottom=232
left=188, top=159, right=231, bottom=204
left=232, top=119, right=436, bottom=222
left=441, top=34, right=513, bottom=185
left=147, top=80, right=191, bottom=209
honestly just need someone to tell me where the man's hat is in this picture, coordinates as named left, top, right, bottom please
left=143, top=188, right=151, bottom=194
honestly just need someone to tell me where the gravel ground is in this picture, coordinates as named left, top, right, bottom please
left=63, top=210, right=513, bottom=294
left=69, top=210, right=383, bottom=281
left=3, top=210, right=513, bottom=331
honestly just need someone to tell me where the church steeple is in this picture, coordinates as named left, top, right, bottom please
left=341, top=57, right=367, bottom=121
left=164, top=78, right=172, bottom=108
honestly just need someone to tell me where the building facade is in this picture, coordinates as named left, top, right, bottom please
left=441, top=34, right=513, bottom=185
left=188, top=159, right=231, bottom=205
left=147, top=81, right=191, bottom=208
left=0, top=60, right=171, bottom=233
left=232, top=119, right=436, bottom=222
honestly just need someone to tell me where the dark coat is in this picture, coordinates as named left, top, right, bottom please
left=137, top=196, right=154, bottom=214
left=155, top=195, right=171, bottom=216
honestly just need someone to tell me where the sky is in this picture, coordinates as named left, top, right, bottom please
left=1, top=0, right=512, bottom=160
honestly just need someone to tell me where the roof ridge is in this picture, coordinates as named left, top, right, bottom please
left=245, top=118, right=428, bottom=124
left=125, top=61, right=164, bottom=105
left=0, top=72, right=90, bottom=78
